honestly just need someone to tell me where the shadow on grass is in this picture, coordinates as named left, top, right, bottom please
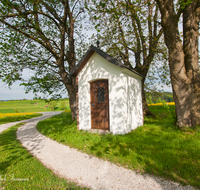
left=36, top=109, right=200, bottom=189
left=0, top=125, right=35, bottom=176
left=88, top=123, right=199, bottom=188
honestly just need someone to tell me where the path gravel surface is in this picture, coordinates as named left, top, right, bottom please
left=0, top=112, right=197, bottom=190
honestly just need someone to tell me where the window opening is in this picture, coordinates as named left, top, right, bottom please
left=97, top=87, right=105, bottom=103
left=93, top=84, right=105, bottom=104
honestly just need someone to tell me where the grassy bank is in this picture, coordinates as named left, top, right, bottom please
left=0, top=99, right=70, bottom=113
left=0, top=123, right=87, bottom=190
left=0, top=113, right=43, bottom=124
left=37, top=106, right=200, bottom=189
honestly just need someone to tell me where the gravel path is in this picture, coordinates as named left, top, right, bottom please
left=1, top=112, right=197, bottom=190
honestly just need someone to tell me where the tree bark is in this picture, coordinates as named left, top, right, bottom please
left=67, top=85, right=77, bottom=121
left=59, top=60, right=77, bottom=121
left=176, top=3, right=200, bottom=127
left=141, top=79, right=154, bottom=116
left=156, top=0, right=200, bottom=128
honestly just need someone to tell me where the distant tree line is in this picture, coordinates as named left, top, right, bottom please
left=146, top=92, right=174, bottom=104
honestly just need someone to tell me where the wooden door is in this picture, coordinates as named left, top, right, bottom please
left=90, top=80, right=109, bottom=130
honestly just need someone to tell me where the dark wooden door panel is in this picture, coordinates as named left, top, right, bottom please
left=90, top=80, right=109, bottom=130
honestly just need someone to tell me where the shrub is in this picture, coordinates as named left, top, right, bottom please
left=14, top=109, right=19, bottom=113
left=48, top=101, right=57, bottom=111
left=60, top=101, right=66, bottom=110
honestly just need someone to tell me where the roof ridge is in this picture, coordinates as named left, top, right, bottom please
left=90, top=45, right=122, bottom=64
left=69, top=44, right=144, bottom=78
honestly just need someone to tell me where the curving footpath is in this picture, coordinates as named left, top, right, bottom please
left=0, top=112, right=61, bottom=134
left=0, top=112, right=197, bottom=190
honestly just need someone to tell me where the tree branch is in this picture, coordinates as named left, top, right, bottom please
left=74, top=9, right=84, bottom=21
left=0, top=10, right=62, bottom=32
left=0, top=11, right=33, bottom=18
left=41, top=1, right=63, bottom=24
left=128, top=0, right=147, bottom=66
left=110, top=0, right=130, bottom=66
left=175, top=5, right=184, bottom=23
left=0, top=19, right=59, bottom=60
left=72, top=0, right=80, bottom=13
left=153, top=4, right=158, bottom=38
left=148, top=0, right=153, bottom=62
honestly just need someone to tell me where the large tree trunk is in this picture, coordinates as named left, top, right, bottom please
left=157, top=0, right=200, bottom=128
left=176, top=3, right=200, bottom=127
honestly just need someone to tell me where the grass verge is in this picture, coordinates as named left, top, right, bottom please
left=37, top=106, right=200, bottom=189
left=0, top=113, right=43, bottom=124
left=0, top=123, right=87, bottom=190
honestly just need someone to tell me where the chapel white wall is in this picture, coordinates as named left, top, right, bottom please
left=78, top=52, right=143, bottom=134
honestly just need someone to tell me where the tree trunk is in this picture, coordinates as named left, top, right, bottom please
left=66, top=76, right=78, bottom=121
left=141, top=79, right=154, bottom=116
left=68, top=87, right=77, bottom=121
left=174, top=3, right=200, bottom=128
left=172, top=78, right=200, bottom=127
left=157, top=0, right=200, bottom=128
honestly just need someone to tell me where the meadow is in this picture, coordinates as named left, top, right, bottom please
left=0, top=99, right=69, bottom=124
left=0, top=99, right=70, bottom=113
left=36, top=105, right=200, bottom=189
left=1, top=101, right=200, bottom=189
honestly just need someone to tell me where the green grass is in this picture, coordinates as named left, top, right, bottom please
left=37, top=106, right=200, bottom=189
left=0, top=113, right=43, bottom=124
left=0, top=99, right=70, bottom=113
left=0, top=123, right=87, bottom=190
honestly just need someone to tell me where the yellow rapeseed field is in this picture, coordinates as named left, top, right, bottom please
left=148, top=102, right=175, bottom=106
left=0, top=112, right=37, bottom=119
